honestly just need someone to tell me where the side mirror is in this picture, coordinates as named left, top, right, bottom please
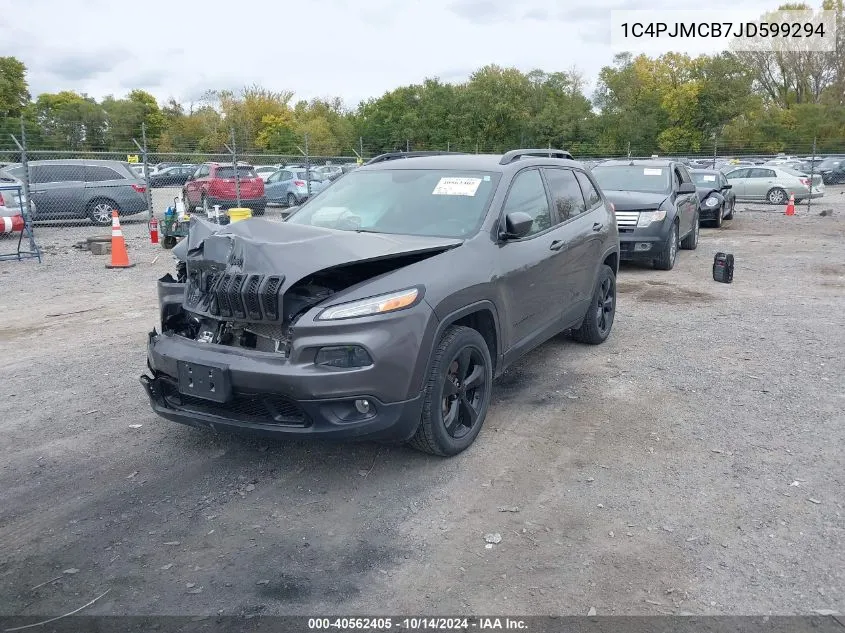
left=678, top=182, right=697, bottom=194
left=501, top=211, right=534, bottom=239
left=723, top=183, right=732, bottom=189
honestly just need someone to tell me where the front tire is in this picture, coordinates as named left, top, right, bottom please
left=714, top=204, right=723, bottom=228
left=681, top=212, right=699, bottom=249
left=654, top=222, right=679, bottom=271
left=572, top=264, right=616, bottom=345
left=724, top=200, right=734, bottom=220
left=409, top=326, right=493, bottom=456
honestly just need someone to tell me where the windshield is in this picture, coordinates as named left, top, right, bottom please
left=818, top=158, right=842, bottom=169
left=591, top=165, right=671, bottom=194
left=691, top=172, right=719, bottom=186
left=286, top=169, right=499, bottom=238
left=216, top=166, right=257, bottom=179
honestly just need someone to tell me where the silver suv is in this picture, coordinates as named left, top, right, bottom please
left=2, top=159, right=149, bottom=225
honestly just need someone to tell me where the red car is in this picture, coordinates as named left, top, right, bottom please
left=182, top=163, right=266, bottom=215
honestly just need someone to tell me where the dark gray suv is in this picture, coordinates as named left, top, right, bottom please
left=141, top=150, right=620, bottom=456
left=591, top=159, right=700, bottom=270
left=3, top=159, right=148, bottom=225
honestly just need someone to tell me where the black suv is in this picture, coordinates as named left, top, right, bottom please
left=591, top=159, right=700, bottom=270
left=141, top=150, right=620, bottom=456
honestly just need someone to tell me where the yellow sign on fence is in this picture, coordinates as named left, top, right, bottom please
left=127, top=154, right=139, bottom=164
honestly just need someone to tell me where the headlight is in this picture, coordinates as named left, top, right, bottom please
left=637, top=209, right=667, bottom=228
left=317, top=288, right=420, bottom=321
left=705, top=196, right=720, bottom=207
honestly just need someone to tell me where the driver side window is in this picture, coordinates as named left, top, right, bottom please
left=502, top=169, right=551, bottom=237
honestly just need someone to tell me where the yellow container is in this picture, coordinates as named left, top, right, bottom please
left=227, top=207, right=253, bottom=223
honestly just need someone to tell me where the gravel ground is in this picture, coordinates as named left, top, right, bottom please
left=0, top=187, right=843, bottom=617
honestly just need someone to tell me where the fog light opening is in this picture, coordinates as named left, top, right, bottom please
left=354, top=399, right=371, bottom=414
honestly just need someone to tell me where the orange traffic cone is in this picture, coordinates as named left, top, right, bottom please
left=105, top=210, right=135, bottom=269
left=784, top=193, right=795, bottom=216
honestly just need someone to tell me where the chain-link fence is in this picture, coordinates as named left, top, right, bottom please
left=1, top=118, right=843, bottom=259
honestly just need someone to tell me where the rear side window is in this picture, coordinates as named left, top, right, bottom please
left=502, top=169, right=551, bottom=237
left=216, top=166, right=257, bottom=179
left=749, top=168, right=775, bottom=178
left=86, top=166, right=125, bottom=182
left=574, top=171, right=602, bottom=210
left=31, top=164, right=86, bottom=183
left=543, top=168, right=586, bottom=222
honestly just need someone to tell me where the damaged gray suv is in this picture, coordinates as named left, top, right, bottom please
left=141, top=150, right=620, bottom=456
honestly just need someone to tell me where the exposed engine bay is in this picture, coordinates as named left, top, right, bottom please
left=159, top=241, right=446, bottom=356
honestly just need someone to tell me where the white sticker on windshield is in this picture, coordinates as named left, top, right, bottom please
left=643, top=168, right=663, bottom=176
left=702, top=175, right=716, bottom=182
left=432, top=177, right=482, bottom=196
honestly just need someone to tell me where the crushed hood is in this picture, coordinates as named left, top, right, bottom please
left=602, top=190, right=668, bottom=212
left=175, top=216, right=463, bottom=322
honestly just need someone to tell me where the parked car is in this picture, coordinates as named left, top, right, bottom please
left=1, top=159, right=148, bottom=225
left=153, top=162, right=183, bottom=172
left=312, top=165, right=344, bottom=181
left=719, top=160, right=755, bottom=173
left=591, top=159, right=699, bottom=270
left=723, top=166, right=824, bottom=204
left=0, top=171, right=36, bottom=218
left=182, top=163, right=266, bottom=215
left=264, top=168, right=331, bottom=206
left=140, top=149, right=620, bottom=456
left=690, top=169, right=736, bottom=227
left=149, top=165, right=196, bottom=188
left=254, top=165, right=283, bottom=182
left=816, top=156, right=845, bottom=184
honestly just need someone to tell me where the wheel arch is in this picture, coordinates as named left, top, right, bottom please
left=423, top=301, right=502, bottom=384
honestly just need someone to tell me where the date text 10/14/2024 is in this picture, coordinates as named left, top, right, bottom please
left=308, top=618, right=529, bottom=630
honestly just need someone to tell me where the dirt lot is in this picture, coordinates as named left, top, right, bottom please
left=1, top=189, right=843, bottom=617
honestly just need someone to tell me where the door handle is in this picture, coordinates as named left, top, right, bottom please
left=592, top=222, right=603, bottom=232
left=549, top=240, right=566, bottom=251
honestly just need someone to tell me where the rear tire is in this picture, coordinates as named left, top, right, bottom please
left=572, top=265, right=616, bottom=345
left=767, top=187, right=787, bottom=205
left=286, top=193, right=297, bottom=207
left=182, top=190, right=193, bottom=213
left=654, top=222, right=679, bottom=271
left=681, top=212, right=699, bottom=249
left=409, top=326, right=493, bottom=457
left=87, top=198, right=118, bottom=226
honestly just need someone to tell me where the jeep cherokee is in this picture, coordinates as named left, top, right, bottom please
left=141, top=150, right=620, bottom=456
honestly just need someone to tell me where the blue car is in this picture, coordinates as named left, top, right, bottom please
left=264, top=168, right=330, bottom=207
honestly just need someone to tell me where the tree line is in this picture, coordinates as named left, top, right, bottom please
left=0, top=1, right=842, bottom=158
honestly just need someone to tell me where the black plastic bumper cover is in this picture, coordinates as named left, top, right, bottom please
left=140, top=371, right=424, bottom=443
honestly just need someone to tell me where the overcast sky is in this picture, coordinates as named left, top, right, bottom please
left=1, top=0, right=784, bottom=109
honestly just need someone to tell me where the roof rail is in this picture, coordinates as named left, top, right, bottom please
left=499, top=148, right=573, bottom=165
left=363, top=151, right=468, bottom=165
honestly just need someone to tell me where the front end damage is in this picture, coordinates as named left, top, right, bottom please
left=141, top=216, right=457, bottom=441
